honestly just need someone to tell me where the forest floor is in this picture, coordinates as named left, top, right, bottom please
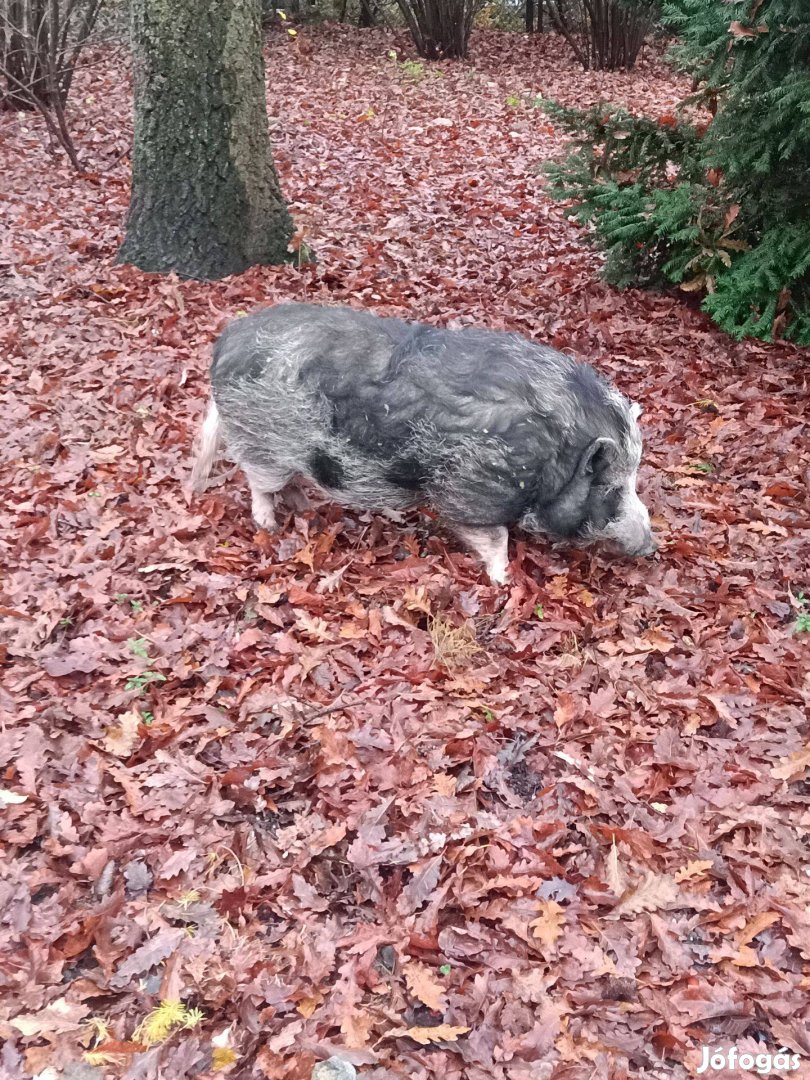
left=1, top=24, right=809, bottom=1080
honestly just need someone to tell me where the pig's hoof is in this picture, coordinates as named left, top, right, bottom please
left=487, top=564, right=510, bottom=586
left=251, top=493, right=278, bottom=532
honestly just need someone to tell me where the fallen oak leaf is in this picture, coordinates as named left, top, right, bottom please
left=740, top=520, right=789, bottom=537
left=10, top=998, right=90, bottom=1037
left=735, top=911, right=781, bottom=948
left=730, top=945, right=759, bottom=968
left=296, top=993, right=323, bottom=1019
left=772, top=746, right=810, bottom=781
left=729, top=19, right=768, bottom=37
left=111, top=927, right=186, bottom=988
left=403, top=961, right=447, bottom=1012
left=675, top=860, right=714, bottom=883
left=605, top=840, right=627, bottom=896
left=102, top=711, right=142, bottom=758
left=529, top=900, right=565, bottom=950
left=390, top=1024, right=470, bottom=1045
left=397, top=853, right=443, bottom=915
left=295, top=611, right=333, bottom=641
left=609, top=872, right=678, bottom=918
left=764, top=481, right=801, bottom=499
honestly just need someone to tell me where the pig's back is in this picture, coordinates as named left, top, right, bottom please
left=210, top=303, right=412, bottom=390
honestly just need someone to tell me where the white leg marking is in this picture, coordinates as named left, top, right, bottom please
left=190, top=400, right=220, bottom=491
left=453, top=525, right=510, bottom=584
left=244, top=467, right=294, bottom=533
left=250, top=488, right=278, bottom=531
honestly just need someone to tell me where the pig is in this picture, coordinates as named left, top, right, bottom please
left=191, top=303, right=656, bottom=583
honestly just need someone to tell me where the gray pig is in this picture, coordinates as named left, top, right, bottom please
left=191, top=303, right=656, bottom=583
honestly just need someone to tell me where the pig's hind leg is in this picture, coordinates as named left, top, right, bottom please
left=452, top=524, right=510, bottom=585
left=243, top=465, right=296, bottom=532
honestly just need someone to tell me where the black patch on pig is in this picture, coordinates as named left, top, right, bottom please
left=386, top=456, right=429, bottom=491
left=308, top=449, right=345, bottom=490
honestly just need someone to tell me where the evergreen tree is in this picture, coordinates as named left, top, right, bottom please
left=544, top=0, right=810, bottom=344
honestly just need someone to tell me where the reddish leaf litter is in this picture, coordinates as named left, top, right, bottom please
left=1, top=24, right=809, bottom=1080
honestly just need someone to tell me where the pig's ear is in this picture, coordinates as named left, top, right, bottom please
left=630, top=402, right=642, bottom=421
left=579, top=437, right=617, bottom=477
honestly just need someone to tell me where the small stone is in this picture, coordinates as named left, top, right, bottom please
left=311, top=1057, right=358, bottom=1080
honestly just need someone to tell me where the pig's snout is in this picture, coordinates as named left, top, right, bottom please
left=605, top=484, right=657, bottom=559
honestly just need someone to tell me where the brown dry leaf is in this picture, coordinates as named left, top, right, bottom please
left=296, top=994, right=323, bottom=1019
left=675, top=860, right=714, bottom=883
left=529, top=900, right=565, bottom=950
left=740, top=520, right=788, bottom=537
left=433, top=773, right=457, bottom=796
left=403, top=584, right=432, bottom=614
left=102, top=711, right=142, bottom=758
left=340, top=1007, right=375, bottom=1049
left=731, top=945, right=759, bottom=967
left=605, top=841, right=627, bottom=895
left=639, top=628, right=675, bottom=652
left=295, top=611, right=333, bottom=641
left=553, top=692, right=580, bottom=728
left=611, top=872, right=678, bottom=918
left=403, top=961, right=447, bottom=1012
left=394, top=1024, right=470, bottom=1045
left=546, top=574, right=569, bottom=599
left=10, top=999, right=90, bottom=1037
left=772, top=746, right=810, bottom=781
left=292, top=538, right=318, bottom=571
left=736, top=911, right=781, bottom=948
left=111, top=928, right=186, bottom=988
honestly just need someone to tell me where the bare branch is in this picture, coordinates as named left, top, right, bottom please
left=0, top=0, right=104, bottom=167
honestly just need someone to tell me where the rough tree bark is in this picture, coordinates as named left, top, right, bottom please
left=118, top=0, right=293, bottom=280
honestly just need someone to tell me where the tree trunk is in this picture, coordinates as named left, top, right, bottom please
left=118, top=0, right=293, bottom=280
left=358, top=0, right=374, bottom=27
left=525, top=0, right=534, bottom=32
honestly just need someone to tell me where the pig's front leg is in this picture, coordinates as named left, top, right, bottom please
left=452, top=524, right=510, bottom=585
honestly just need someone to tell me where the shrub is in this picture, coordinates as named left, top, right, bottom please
left=395, top=0, right=483, bottom=59
left=542, top=0, right=810, bottom=344
left=545, top=0, right=659, bottom=71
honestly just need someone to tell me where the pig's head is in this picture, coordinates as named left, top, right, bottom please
left=520, top=401, right=656, bottom=558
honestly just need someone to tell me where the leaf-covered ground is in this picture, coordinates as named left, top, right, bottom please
left=2, top=25, right=809, bottom=1080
